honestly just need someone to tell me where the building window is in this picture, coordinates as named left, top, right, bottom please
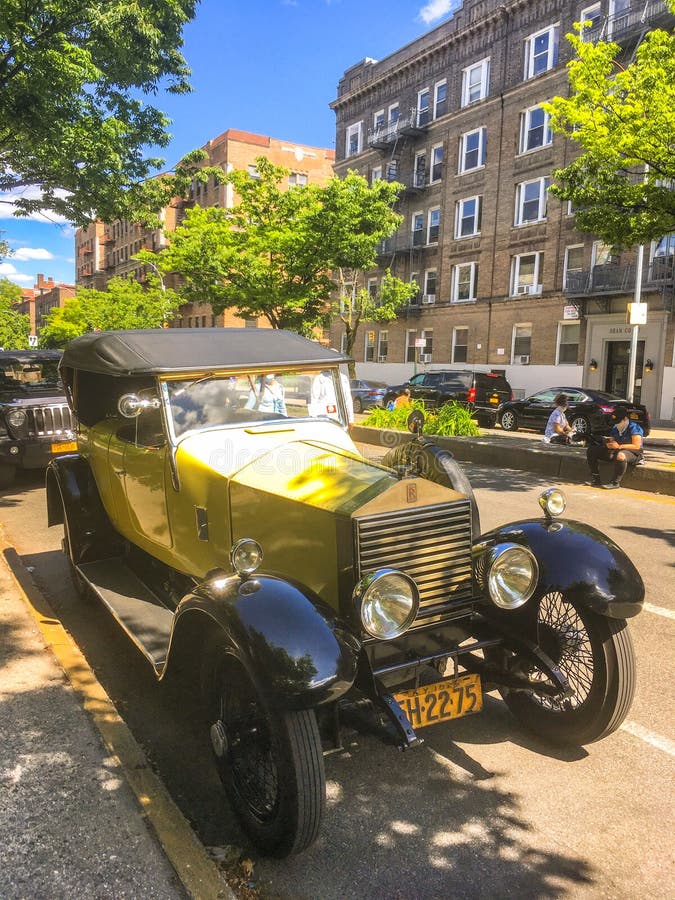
left=434, top=80, right=447, bottom=118
left=650, top=233, right=675, bottom=280
left=515, top=177, right=550, bottom=225
left=373, top=109, right=385, bottom=129
left=412, top=212, right=425, bottom=247
left=580, top=3, right=601, bottom=41
left=422, top=329, right=433, bottom=360
left=524, top=25, right=559, bottom=79
left=410, top=273, right=420, bottom=303
left=247, top=165, right=260, bottom=179
left=406, top=330, right=417, bottom=363
left=557, top=322, right=580, bottom=364
left=563, top=245, right=584, bottom=288
left=372, top=166, right=382, bottom=183
left=414, top=151, right=426, bottom=188
left=455, top=196, right=482, bottom=238
left=388, top=103, right=399, bottom=124
left=609, top=0, right=631, bottom=39
left=417, top=88, right=431, bottom=126
left=451, top=262, right=478, bottom=302
left=592, top=241, right=619, bottom=267
left=461, top=58, right=490, bottom=106
left=423, top=270, right=437, bottom=303
left=364, top=330, right=375, bottom=362
left=459, top=127, right=486, bottom=173
left=340, top=332, right=348, bottom=355
left=367, top=277, right=378, bottom=298
left=378, top=330, right=389, bottom=362
left=511, top=253, right=543, bottom=296
left=427, top=207, right=440, bottom=244
left=512, top=324, right=532, bottom=363
left=346, top=122, right=362, bottom=157
left=452, top=327, right=469, bottom=363
left=288, top=173, right=308, bottom=187
left=430, top=145, right=443, bottom=183
left=520, top=105, right=553, bottom=153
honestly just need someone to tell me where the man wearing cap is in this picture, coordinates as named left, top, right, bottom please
left=585, top=404, right=644, bottom=489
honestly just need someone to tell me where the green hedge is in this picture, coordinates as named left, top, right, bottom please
left=363, top=400, right=481, bottom=437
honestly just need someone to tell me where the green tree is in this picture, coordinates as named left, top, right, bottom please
left=39, top=276, right=182, bottom=347
left=159, top=160, right=405, bottom=335
left=0, top=277, right=29, bottom=349
left=0, top=0, right=211, bottom=225
left=546, top=9, right=675, bottom=247
left=336, top=269, right=417, bottom=376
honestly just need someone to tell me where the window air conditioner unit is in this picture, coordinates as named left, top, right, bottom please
left=516, top=284, right=530, bottom=295
left=422, top=294, right=436, bottom=304
left=420, top=353, right=432, bottom=363
left=378, top=355, right=387, bottom=363
left=519, top=354, right=530, bottom=365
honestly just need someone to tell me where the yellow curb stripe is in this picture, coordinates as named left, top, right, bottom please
left=1, top=540, right=235, bottom=900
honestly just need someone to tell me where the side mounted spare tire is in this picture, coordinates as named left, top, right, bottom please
left=381, top=440, right=481, bottom=538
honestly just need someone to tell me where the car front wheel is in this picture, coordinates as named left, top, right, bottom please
left=353, top=397, right=363, bottom=413
left=496, top=591, right=636, bottom=746
left=499, top=409, right=519, bottom=431
left=202, top=640, right=325, bottom=857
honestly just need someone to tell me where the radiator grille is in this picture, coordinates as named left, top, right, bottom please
left=26, top=404, right=75, bottom=437
left=354, top=500, right=474, bottom=623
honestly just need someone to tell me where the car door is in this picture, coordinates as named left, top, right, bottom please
left=406, top=373, right=428, bottom=401
left=419, top=373, right=444, bottom=406
left=521, top=390, right=558, bottom=429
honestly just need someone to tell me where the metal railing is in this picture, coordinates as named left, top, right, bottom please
left=564, top=257, right=674, bottom=296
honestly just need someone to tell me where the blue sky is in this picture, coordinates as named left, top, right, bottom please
left=0, top=0, right=460, bottom=289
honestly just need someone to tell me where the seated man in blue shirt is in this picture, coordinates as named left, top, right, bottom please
left=586, top=404, right=644, bottom=489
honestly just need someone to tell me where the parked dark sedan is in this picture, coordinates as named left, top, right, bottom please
left=350, top=379, right=388, bottom=413
left=498, top=387, right=650, bottom=437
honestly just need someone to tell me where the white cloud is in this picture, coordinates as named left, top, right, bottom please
left=418, top=0, right=458, bottom=25
left=0, top=262, right=34, bottom=284
left=0, top=186, right=69, bottom=223
left=13, top=247, right=54, bottom=261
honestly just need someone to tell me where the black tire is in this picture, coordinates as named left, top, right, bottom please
left=499, top=409, right=519, bottom=431
left=382, top=441, right=480, bottom=537
left=497, top=591, right=636, bottom=746
left=569, top=415, right=591, bottom=436
left=202, top=640, right=325, bottom=857
left=63, top=514, right=91, bottom=603
left=0, top=463, right=16, bottom=490
left=353, top=397, right=363, bottom=414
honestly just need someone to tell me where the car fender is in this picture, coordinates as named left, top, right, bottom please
left=169, top=573, right=361, bottom=709
left=45, top=455, right=119, bottom=563
left=475, top=518, right=644, bottom=623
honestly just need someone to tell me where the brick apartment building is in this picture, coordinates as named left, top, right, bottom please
left=330, top=0, right=675, bottom=421
left=17, top=274, right=76, bottom=339
left=74, top=129, right=335, bottom=331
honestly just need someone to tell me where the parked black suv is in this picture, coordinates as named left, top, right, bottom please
left=0, top=350, right=76, bottom=489
left=383, top=369, right=513, bottom=425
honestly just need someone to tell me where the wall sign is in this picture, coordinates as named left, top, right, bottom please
left=563, top=305, right=580, bottom=320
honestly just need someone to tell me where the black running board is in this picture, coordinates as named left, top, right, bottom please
left=78, top=558, right=174, bottom=674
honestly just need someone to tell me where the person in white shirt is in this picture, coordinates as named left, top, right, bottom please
left=245, top=374, right=287, bottom=416
left=310, top=370, right=354, bottom=427
left=543, top=394, right=574, bottom=444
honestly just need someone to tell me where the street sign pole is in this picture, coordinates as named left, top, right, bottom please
left=626, top=243, right=645, bottom=403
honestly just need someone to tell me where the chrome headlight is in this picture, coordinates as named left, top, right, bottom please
left=353, top=568, right=419, bottom=640
left=230, top=538, right=263, bottom=577
left=486, top=543, right=538, bottom=610
left=539, top=488, right=566, bottom=519
left=7, top=409, right=26, bottom=428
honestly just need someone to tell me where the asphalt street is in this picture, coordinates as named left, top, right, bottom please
left=0, top=462, right=674, bottom=900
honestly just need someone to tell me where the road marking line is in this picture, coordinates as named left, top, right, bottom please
left=0, top=538, right=235, bottom=900
left=644, top=602, right=675, bottom=620
left=621, top=720, right=675, bottom=757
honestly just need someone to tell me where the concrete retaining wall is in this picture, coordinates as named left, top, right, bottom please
left=352, top=425, right=675, bottom=496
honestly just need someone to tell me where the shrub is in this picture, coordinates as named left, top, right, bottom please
left=363, top=400, right=481, bottom=437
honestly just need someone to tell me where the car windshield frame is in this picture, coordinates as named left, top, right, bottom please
left=160, top=366, right=350, bottom=443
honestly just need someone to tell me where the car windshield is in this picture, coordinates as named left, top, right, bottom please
left=166, top=367, right=349, bottom=438
left=0, top=357, right=61, bottom=391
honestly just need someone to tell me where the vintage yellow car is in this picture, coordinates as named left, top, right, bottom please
left=47, top=328, right=644, bottom=857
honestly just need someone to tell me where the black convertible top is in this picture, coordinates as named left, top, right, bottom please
left=60, top=328, right=349, bottom=376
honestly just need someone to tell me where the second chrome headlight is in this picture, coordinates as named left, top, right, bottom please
left=486, top=543, right=538, bottom=610
left=353, top=568, right=419, bottom=640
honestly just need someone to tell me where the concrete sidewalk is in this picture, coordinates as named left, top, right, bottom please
left=352, top=420, right=675, bottom=496
left=0, top=533, right=233, bottom=900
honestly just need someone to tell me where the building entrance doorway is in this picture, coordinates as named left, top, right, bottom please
left=605, top=340, right=644, bottom=403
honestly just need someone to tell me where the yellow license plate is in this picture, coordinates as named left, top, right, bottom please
left=51, top=440, right=77, bottom=453
left=394, top=674, right=482, bottom=730
left=489, top=396, right=499, bottom=404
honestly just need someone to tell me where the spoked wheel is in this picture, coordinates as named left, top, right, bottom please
left=499, top=410, right=518, bottom=431
left=497, top=591, right=636, bottom=746
left=63, top=518, right=90, bottom=603
left=202, top=641, right=325, bottom=857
